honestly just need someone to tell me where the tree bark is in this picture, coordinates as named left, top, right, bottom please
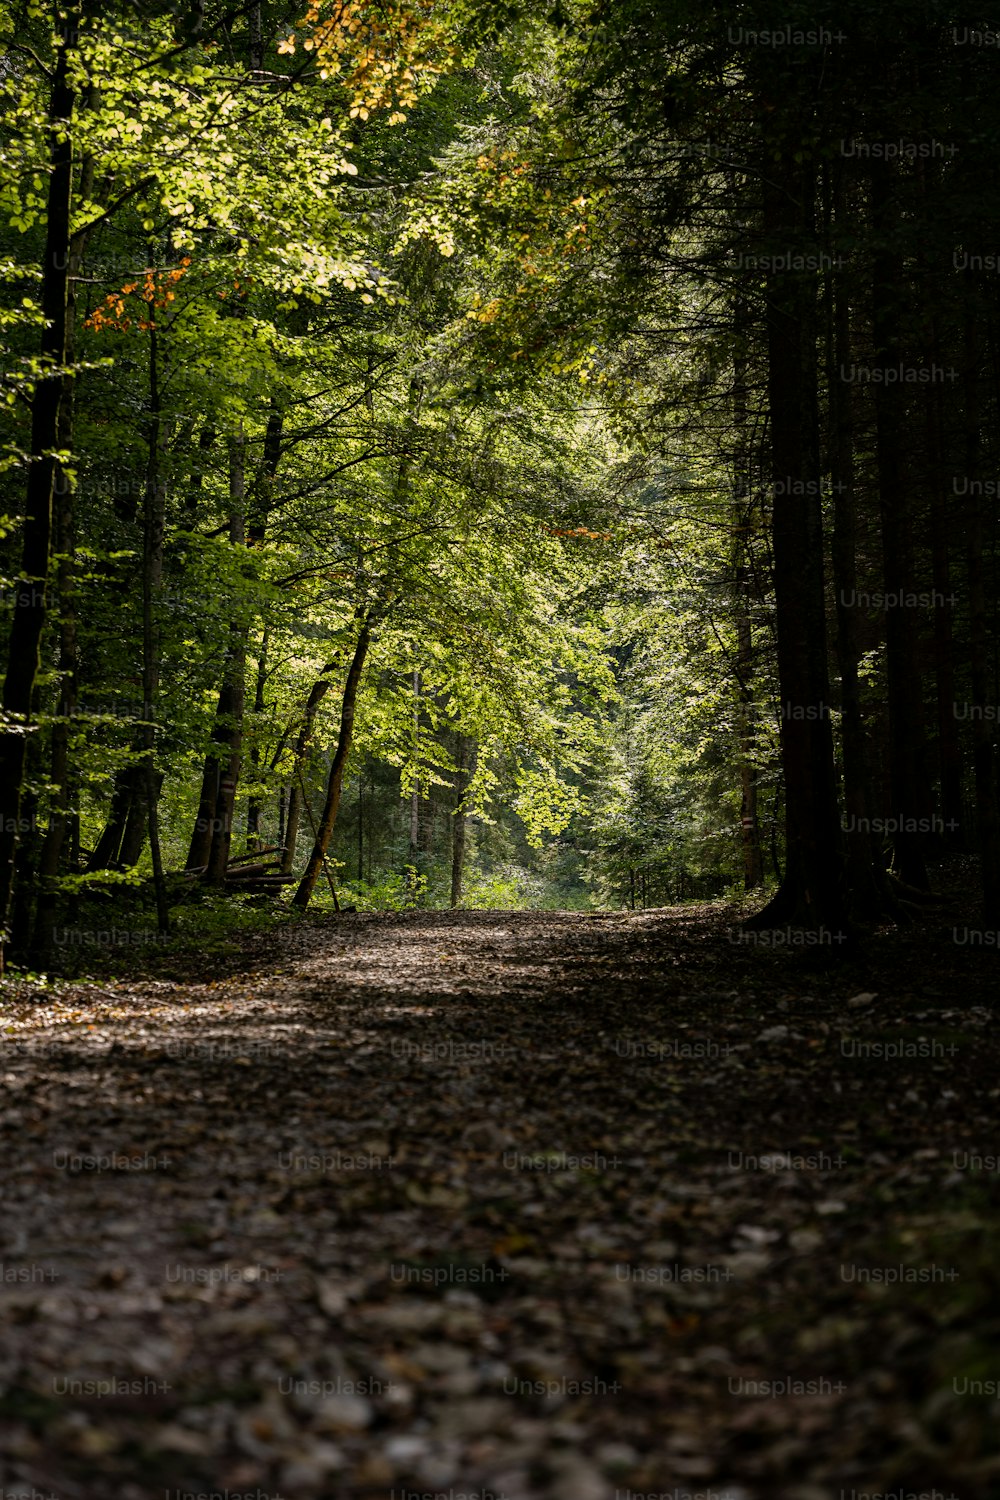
left=731, top=292, right=764, bottom=892
left=871, top=157, right=931, bottom=891
left=278, top=664, right=338, bottom=875
left=450, top=736, right=477, bottom=908
left=30, top=176, right=93, bottom=962
left=205, top=429, right=247, bottom=883
left=292, top=618, right=372, bottom=910
left=141, top=321, right=169, bottom=933
left=962, top=304, right=1000, bottom=924
left=744, top=141, right=847, bottom=936
left=825, top=158, right=885, bottom=920
left=187, top=402, right=280, bottom=872
left=0, top=18, right=76, bottom=967
left=245, top=629, right=269, bottom=847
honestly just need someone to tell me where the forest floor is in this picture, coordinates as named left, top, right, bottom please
left=1, top=874, right=999, bottom=1500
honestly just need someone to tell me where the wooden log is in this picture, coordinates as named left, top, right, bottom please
left=227, top=845, right=283, bottom=867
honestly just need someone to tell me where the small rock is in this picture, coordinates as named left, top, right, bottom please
left=281, top=1444, right=346, bottom=1488
left=433, top=1397, right=511, bottom=1438
left=597, top=1441, right=639, bottom=1470
left=314, top=1392, right=373, bottom=1432
left=548, top=1455, right=606, bottom=1500
left=384, top=1435, right=430, bottom=1462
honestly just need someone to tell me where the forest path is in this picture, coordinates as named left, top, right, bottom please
left=1, top=905, right=997, bottom=1499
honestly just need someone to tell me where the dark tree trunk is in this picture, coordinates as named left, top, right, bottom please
left=245, top=629, right=269, bottom=847
left=134, top=319, right=170, bottom=930
left=357, top=767, right=364, bottom=883
left=292, top=619, right=372, bottom=910
left=962, top=305, right=1000, bottom=924
left=88, top=767, right=135, bottom=871
left=745, top=145, right=846, bottom=936
left=279, top=664, right=338, bottom=875
left=925, top=346, right=963, bottom=849
left=871, top=158, right=931, bottom=891
left=185, top=720, right=225, bottom=870
left=206, top=430, right=247, bottom=884
left=825, top=159, right=885, bottom=920
left=30, top=186, right=92, bottom=963
left=0, top=20, right=76, bottom=968
left=188, top=403, right=280, bottom=874
left=731, top=293, right=764, bottom=893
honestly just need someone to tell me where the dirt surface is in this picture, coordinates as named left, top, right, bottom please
left=1, top=901, right=999, bottom=1500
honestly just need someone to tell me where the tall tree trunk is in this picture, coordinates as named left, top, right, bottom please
left=278, top=664, right=338, bottom=875
left=409, top=669, right=421, bottom=856
left=731, top=293, right=764, bottom=892
left=450, top=736, right=477, bottom=908
left=30, top=179, right=93, bottom=963
left=871, top=158, right=931, bottom=891
left=206, top=429, right=247, bottom=884
left=187, top=403, right=280, bottom=871
left=292, top=618, right=372, bottom=910
left=745, top=142, right=846, bottom=935
left=0, top=17, right=76, bottom=969
left=185, top=718, right=225, bottom=870
left=825, top=159, right=885, bottom=920
left=963, top=304, right=1000, bottom=924
left=141, top=322, right=169, bottom=933
left=245, top=629, right=269, bottom=847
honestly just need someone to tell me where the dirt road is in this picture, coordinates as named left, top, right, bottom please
left=0, top=906, right=997, bottom=1498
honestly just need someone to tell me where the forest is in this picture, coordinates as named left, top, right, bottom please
left=1, top=3, right=1000, bottom=1498
left=3, top=0, right=999, bottom=961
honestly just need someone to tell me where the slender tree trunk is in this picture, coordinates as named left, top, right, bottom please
left=293, top=619, right=372, bottom=910
left=916, top=158, right=963, bottom=850
left=357, top=768, right=366, bottom=881
left=250, top=406, right=282, bottom=543
left=185, top=718, right=225, bottom=870
left=278, top=664, right=338, bottom=874
left=871, top=158, right=931, bottom=891
left=963, top=305, right=1000, bottom=924
left=825, top=159, right=885, bottom=920
left=141, top=323, right=169, bottom=931
left=745, top=144, right=847, bottom=935
left=187, top=403, right=280, bottom=871
left=409, top=670, right=421, bottom=856
left=925, top=344, right=963, bottom=848
left=731, top=293, right=764, bottom=892
left=0, top=19, right=76, bottom=968
left=450, top=737, right=477, bottom=908
left=30, top=189, right=93, bottom=963
left=245, top=629, right=269, bottom=847
left=206, top=429, right=247, bottom=883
